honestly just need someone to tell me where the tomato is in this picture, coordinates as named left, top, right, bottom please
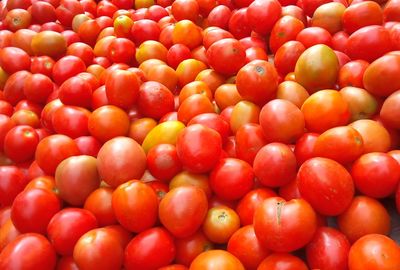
left=227, top=225, right=270, bottom=270
left=105, top=69, right=140, bottom=110
left=142, top=120, right=185, bottom=152
left=254, top=197, right=317, bottom=252
left=338, top=196, right=391, bottom=243
left=258, top=253, right=308, bottom=270
left=30, top=56, right=55, bottom=78
left=187, top=113, right=230, bottom=144
left=269, top=15, right=305, bottom=54
left=4, top=70, right=31, bottom=106
left=176, top=59, right=207, bottom=88
left=306, top=227, right=350, bottom=270
left=0, top=233, right=57, bottom=270
left=56, top=0, right=84, bottom=27
left=124, top=227, right=175, bottom=270
left=31, top=30, right=67, bottom=59
left=298, top=157, right=354, bottom=216
left=301, top=89, right=350, bottom=133
left=4, top=125, right=39, bottom=163
left=159, top=186, right=208, bottom=237
left=343, top=1, right=383, bottom=35
left=247, top=0, right=281, bottom=35
left=73, top=228, right=124, bottom=270
left=236, top=60, right=279, bottom=106
left=23, top=73, right=54, bottom=104
left=169, top=171, right=212, bottom=199
left=207, top=5, right=232, bottom=30
left=274, top=41, right=306, bottom=76
left=339, top=86, right=377, bottom=121
left=209, top=158, right=253, bottom=201
left=84, top=187, right=116, bottom=227
left=213, top=84, right=241, bottom=110
left=146, top=143, right=182, bottom=181
left=0, top=166, right=28, bottom=207
left=112, top=180, right=158, bottom=232
left=311, top=2, right=346, bottom=35
left=11, top=188, right=61, bottom=234
left=171, top=0, right=199, bottom=21
left=167, top=44, right=192, bottom=69
left=346, top=26, right=393, bottom=63
left=175, top=230, right=213, bottom=266
left=348, top=234, right=400, bottom=270
left=0, top=47, right=30, bottom=75
left=176, top=124, right=222, bottom=173
left=5, top=9, right=32, bottom=32
left=190, top=249, right=244, bottom=270
left=296, top=27, right=332, bottom=49
left=349, top=119, right=391, bottom=153
left=301, top=0, right=331, bottom=17
left=52, top=56, right=86, bottom=86
left=47, top=208, right=97, bottom=256
left=295, top=44, right=339, bottom=93
left=24, top=176, right=55, bottom=192
left=56, top=256, right=79, bottom=270
left=137, top=81, right=174, bottom=119
left=202, top=206, right=240, bottom=244
left=35, top=134, right=80, bottom=175
left=0, top=218, right=20, bottom=252
left=228, top=8, right=251, bottom=39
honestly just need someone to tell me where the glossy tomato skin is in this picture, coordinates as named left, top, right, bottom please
left=52, top=56, right=86, bottom=86
left=58, top=76, right=92, bottom=109
left=269, top=15, right=305, bottom=54
left=11, top=188, right=61, bottom=234
left=306, top=226, right=351, bottom=270
left=0, top=46, right=31, bottom=74
left=0, top=233, right=57, bottom=270
left=138, top=81, right=175, bottom=120
left=348, top=234, right=400, bottom=270
left=235, top=123, right=267, bottom=164
left=257, top=253, right=308, bottom=270
left=105, top=69, right=140, bottom=110
left=254, top=197, right=318, bottom=252
left=0, top=166, right=28, bottom=207
left=47, top=208, right=98, bottom=256
left=125, top=227, right=176, bottom=270
left=209, top=158, right=254, bottom=201
left=146, top=143, right=182, bottom=181
left=4, top=125, right=39, bottom=163
left=174, top=230, right=214, bottom=266
left=189, top=249, right=245, bottom=270
left=159, top=186, right=208, bottom=238
left=247, top=0, right=282, bottom=35
left=52, top=105, right=91, bottom=139
left=176, top=124, right=222, bottom=173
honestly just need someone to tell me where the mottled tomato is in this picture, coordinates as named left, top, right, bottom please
left=349, top=119, right=391, bottom=153
left=311, top=2, right=346, bottom=35
left=125, top=227, right=176, bottom=270
left=339, top=86, right=377, bottom=121
left=31, top=30, right=67, bottom=59
left=0, top=233, right=57, bottom=270
left=159, top=186, right=208, bottom=238
left=171, top=20, right=202, bottom=50
left=5, top=9, right=32, bottom=32
left=298, top=157, right=354, bottom=216
left=306, top=227, right=351, bottom=270
left=169, top=171, right=212, bottom=199
left=176, top=124, right=222, bottom=173
left=257, top=253, right=308, bottom=270
left=189, top=250, right=244, bottom=270
left=112, top=180, right=158, bottom=233
left=202, top=206, right=240, bottom=244
left=348, top=234, right=400, bottom=270
left=47, top=208, right=97, bottom=256
left=254, top=197, right=317, bottom=252
left=227, top=225, right=270, bottom=270
left=338, top=196, right=391, bottom=243
left=11, top=188, right=61, bottom=234
left=30, top=56, right=55, bottom=78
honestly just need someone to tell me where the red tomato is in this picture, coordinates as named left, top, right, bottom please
left=306, top=227, right=351, bottom=270
left=235, top=123, right=267, bottom=164
left=23, top=73, right=54, bottom=104
left=66, top=42, right=94, bottom=67
left=4, top=125, right=39, bottom=163
left=274, top=40, right=306, bottom=76
left=73, top=228, right=124, bottom=270
left=176, top=124, right=222, bottom=173
left=253, top=143, right=297, bottom=188
left=47, top=208, right=97, bottom=256
left=0, top=218, right=20, bottom=252
left=30, top=56, right=55, bottom=78
left=108, top=38, right=136, bottom=64
left=52, top=56, right=86, bottom=86
left=247, top=0, right=282, bottom=35
left=52, top=105, right=91, bottom=139
left=207, top=5, right=232, bottom=30
left=175, top=230, right=214, bottom=266
left=0, top=47, right=31, bottom=74
left=112, top=180, right=158, bottom=232
left=338, top=59, right=369, bottom=88
left=97, top=137, right=146, bottom=187
left=296, top=26, right=332, bottom=48
left=254, top=197, right=318, bottom=252
left=381, top=90, right=400, bottom=129
left=11, top=188, right=61, bottom=234
left=0, top=233, right=57, bottom=270
left=228, top=8, right=252, bottom=39
left=159, top=186, right=208, bottom=238
left=257, top=253, right=308, bottom=270
left=351, top=152, right=400, bottom=198
left=269, top=15, right=305, bottom=54
left=3, top=70, right=31, bottom=106
left=348, top=234, right=400, bottom=270
left=188, top=113, right=231, bottom=144
left=105, top=69, right=140, bottom=110
left=0, top=166, right=28, bottom=207
left=342, top=1, right=383, bottom=34
left=84, top=187, right=117, bottom=227
left=131, top=19, right=161, bottom=45
left=227, top=225, right=270, bottom=270
left=146, top=143, right=182, bottom=181
left=124, top=227, right=176, bottom=270
left=190, top=249, right=244, bottom=270
left=298, top=157, right=354, bottom=216
left=210, top=158, right=254, bottom=201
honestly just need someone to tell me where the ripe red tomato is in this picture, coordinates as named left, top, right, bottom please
left=4, top=125, right=39, bottom=163
left=175, top=230, right=213, bottom=266
left=254, top=197, right=318, bottom=252
left=124, top=227, right=176, bottom=270
left=0, top=166, right=28, bottom=207
left=159, top=186, right=208, bottom=238
left=84, top=187, right=116, bottom=227
left=0, top=233, right=57, bottom=270
left=247, top=0, right=281, bottom=35
left=47, top=208, right=97, bottom=256
left=105, top=69, right=140, bottom=110
left=52, top=56, right=86, bottom=86
left=146, top=143, right=182, bottom=181
left=257, top=253, right=308, bottom=270
left=296, top=26, right=332, bottom=48
left=235, top=123, right=268, bottom=164
left=52, top=105, right=91, bottom=139
left=0, top=47, right=31, bottom=74
left=298, top=157, right=354, bottom=216
left=112, top=180, right=158, bottom=233
left=342, top=1, right=383, bottom=34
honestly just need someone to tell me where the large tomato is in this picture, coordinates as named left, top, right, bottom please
left=257, top=253, right=308, bottom=270
left=4, top=125, right=39, bottom=163
left=253, top=197, right=318, bottom=252
left=247, top=0, right=281, bottom=35
left=189, top=250, right=245, bottom=270
left=0, top=166, right=28, bottom=207
left=105, top=69, right=140, bottom=110
left=159, top=186, right=208, bottom=238
left=298, top=157, right=354, bottom=216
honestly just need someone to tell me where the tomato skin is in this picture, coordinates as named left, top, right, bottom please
left=0, top=166, right=28, bottom=207
left=52, top=56, right=86, bottom=86
left=124, top=227, right=176, bottom=270
left=73, top=228, right=124, bottom=270
left=23, top=73, right=55, bottom=105
left=247, top=0, right=282, bottom=35
left=0, top=47, right=31, bottom=75
left=3, top=70, right=31, bottom=106
left=159, top=186, right=208, bottom=238
left=209, top=158, right=254, bottom=201
left=342, top=1, right=383, bottom=35
left=84, top=187, right=117, bottom=227
left=338, top=196, right=391, bottom=243
left=0, top=233, right=57, bottom=270
left=52, top=106, right=91, bottom=139
left=257, top=253, right=308, bottom=270
left=4, top=125, right=39, bottom=163
left=189, top=250, right=245, bottom=270
left=298, top=157, right=354, bottom=216
left=269, top=15, right=305, bottom=54
left=58, top=77, right=92, bottom=109
left=105, top=70, right=140, bottom=110
left=348, top=234, right=400, bottom=270
left=207, top=5, right=232, bottom=30
left=56, top=256, right=79, bottom=270
left=11, top=188, right=61, bottom=234
left=138, top=81, right=175, bottom=120
left=296, top=26, right=333, bottom=48
left=35, top=134, right=80, bottom=175
left=274, top=40, right=306, bottom=76
left=235, top=123, right=267, bottom=164
left=254, top=197, right=318, bottom=252
left=176, top=124, right=222, bottom=174
left=175, top=231, right=213, bottom=266
left=306, top=227, right=351, bottom=270
left=227, top=225, right=270, bottom=270
left=47, top=208, right=98, bottom=256
left=253, top=143, right=297, bottom=188
left=112, top=180, right=158, bottom=233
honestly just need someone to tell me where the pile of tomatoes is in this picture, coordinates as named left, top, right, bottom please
left=1, top=0, right=400, bottom=268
